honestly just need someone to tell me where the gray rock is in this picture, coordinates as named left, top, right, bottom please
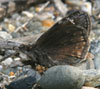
left=22, top=11, right=33, bottom=18
left=90, top=40, right=100, bottom=69
left=94, top=53, right=100, bottom=69
left=75, top=59, right=95, bottom=70
left=5, top=50, right=16, bottom=56
left=0, top=65, right=3, bottom=71
left=19, top=52, right=28, bottom=60
left=6, top=76, right=36, bottom=89
left=12, top=13, right=20, bottom=20
left=75, top=61, right=88, bottom=70
left=26, top=18, right=43, bottom=33
left=83, top=69, right=100, bottom=87
left=1, top=67, right=17, bottom=76
left=9, top=60, right=24, bottom=68
left=11, top=32, right=21, bottom=38
left=86, top=59, right=95, bottom=69
left=90, top=40, right=100, bottom=54
left=0, top=31, right=12, bottom=40
left=6, top=69, right=41, bottom=89
left=39, top=65, right=85, bottom=89
left=2, top=57, right=13, bottom=66
left=18, top=16, right=29, bottom=24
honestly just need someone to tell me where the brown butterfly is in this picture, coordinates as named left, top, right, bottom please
left=21, top=10, right=91, bottom=67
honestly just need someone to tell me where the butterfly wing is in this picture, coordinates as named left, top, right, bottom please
left=36, top=10, right=91, bottom=65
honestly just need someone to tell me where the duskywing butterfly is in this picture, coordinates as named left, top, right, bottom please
left=21, top=10, right=91, bottom=68
left=34, top=10, right=91, bottom=66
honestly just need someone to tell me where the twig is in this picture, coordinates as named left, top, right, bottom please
left=14, top=19, right=30, bottom=33
left=39, top=1, right=50, bottom=13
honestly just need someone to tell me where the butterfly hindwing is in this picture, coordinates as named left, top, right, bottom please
left=36, top=10, right=91, bottom=65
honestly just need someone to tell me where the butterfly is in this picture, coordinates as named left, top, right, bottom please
left=21, top=10, right=91, bottom=67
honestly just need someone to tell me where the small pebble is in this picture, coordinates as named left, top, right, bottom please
left=6, top=69, right=41, bottom=89
left=42, top=19, right=55, bottom=27
left=2, top=58, right=13, bottom=66
left=14, top=58, right=20, bottom=61
left=22, top=11, right=34, bottom=18
left=90, top=40, right=100, bottom=69
left=9, top=72, right=15, bottom=76
left=7, top=24, right=16, bottom=32
left=0, top=65, right=3, bottom=71
left=0, top=31, right=12, bottom=40
left=81, top=2, right=92, bottom=15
